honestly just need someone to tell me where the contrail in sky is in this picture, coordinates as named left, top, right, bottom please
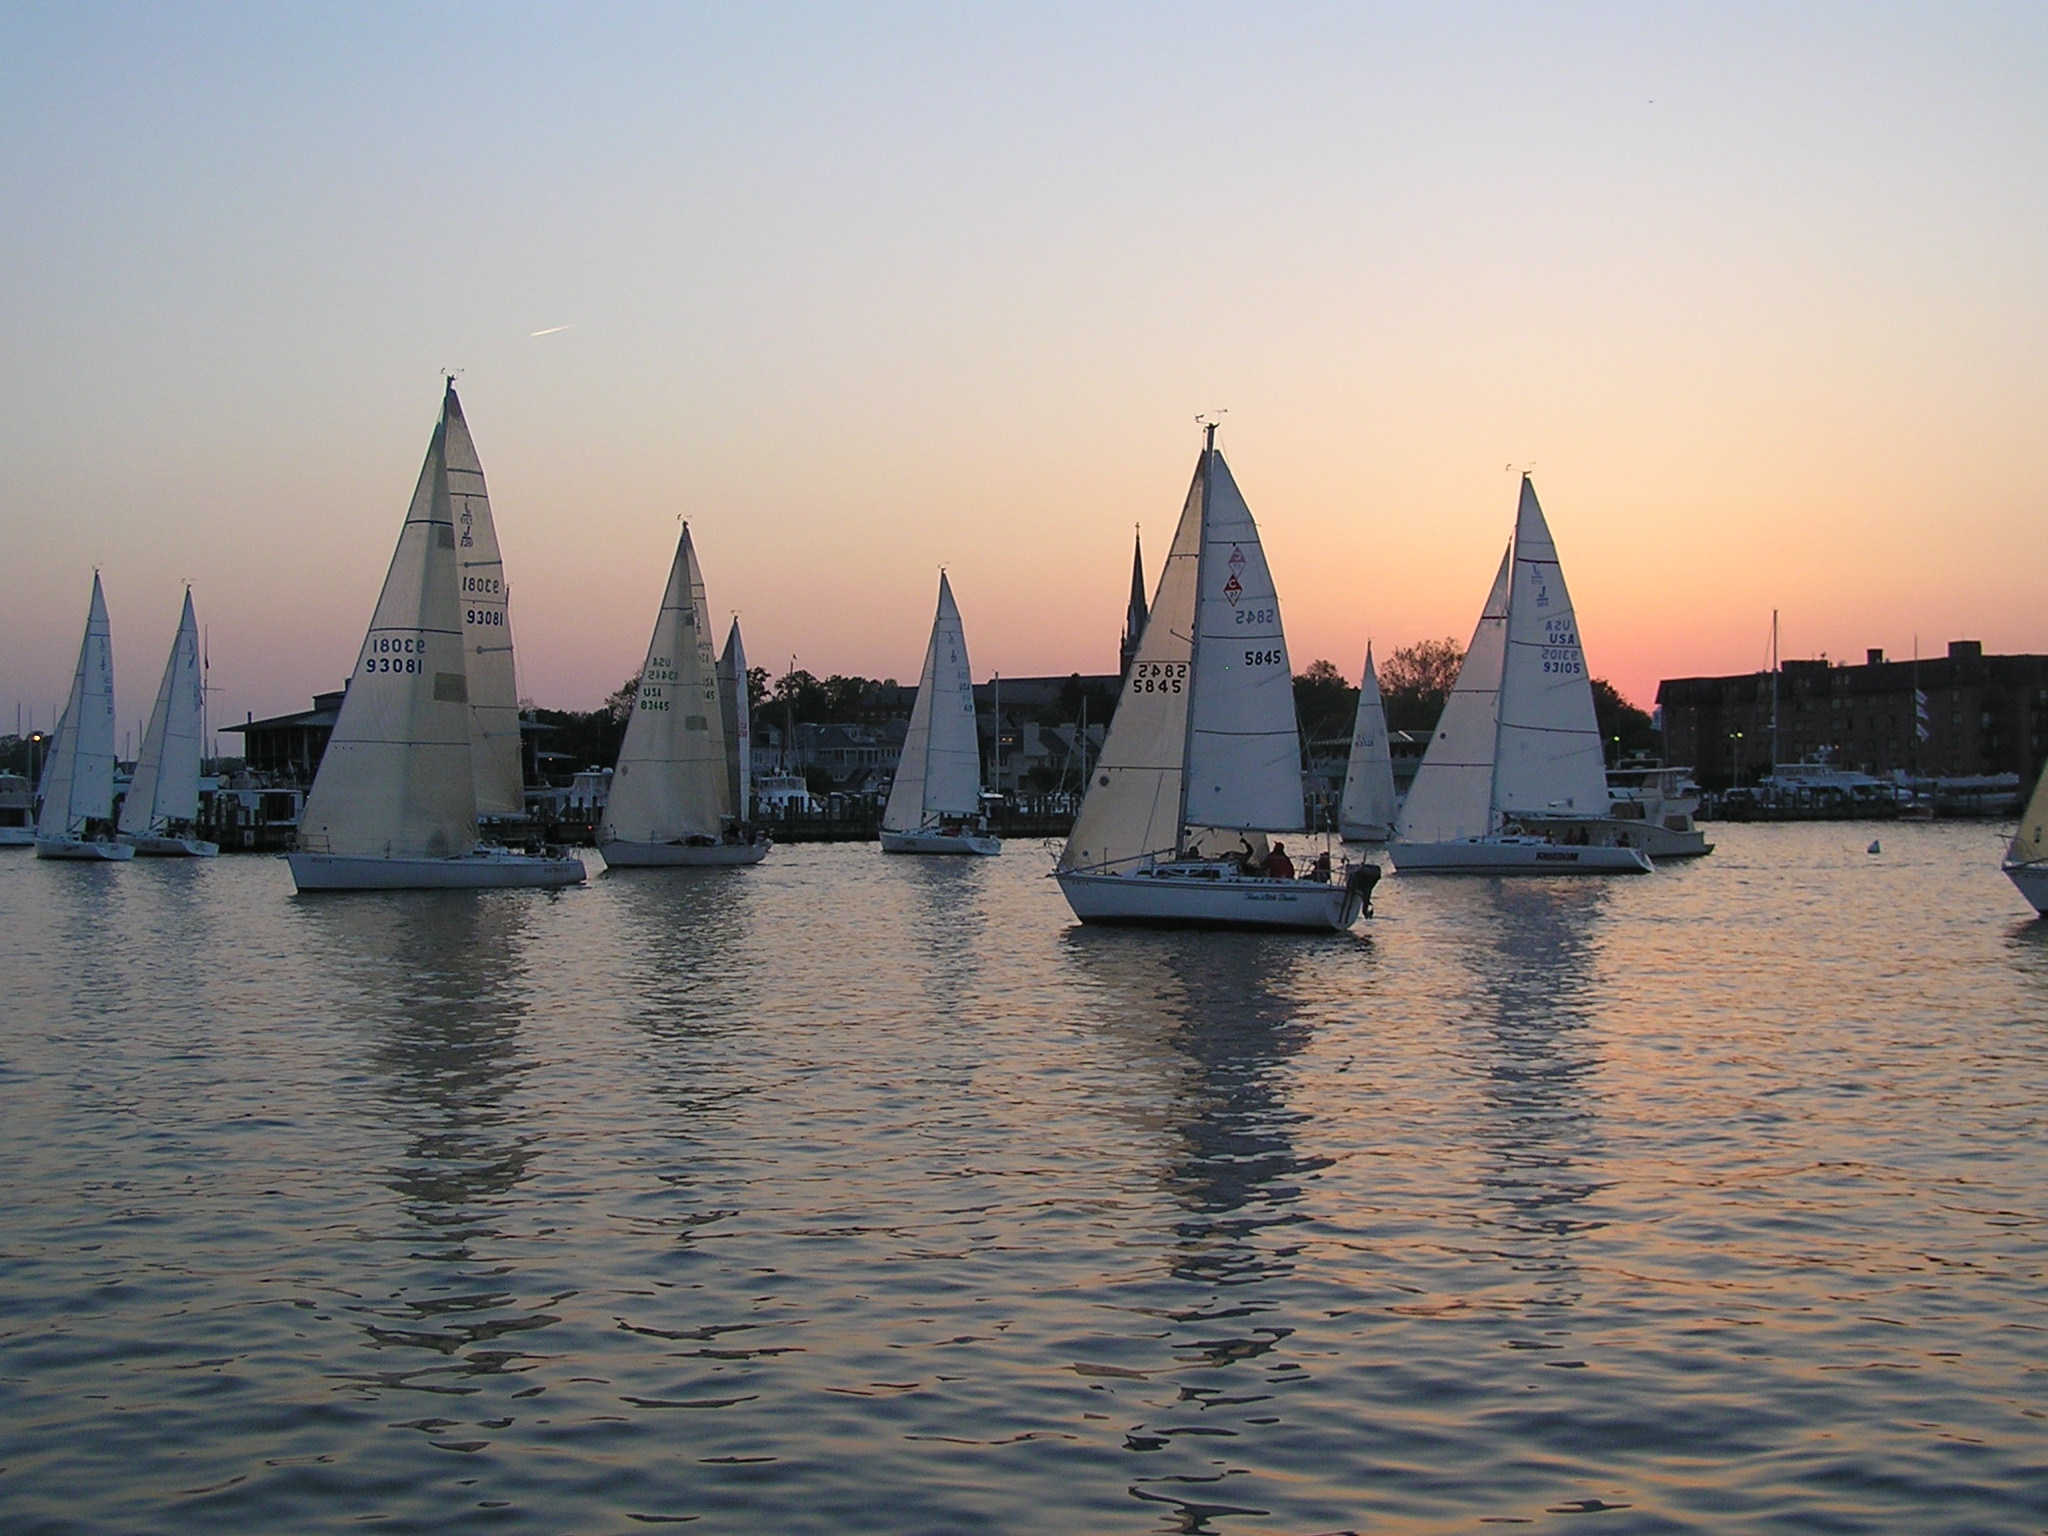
left=529, top=324, right=574, bottom=337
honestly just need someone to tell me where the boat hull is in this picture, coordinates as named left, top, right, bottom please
left=288, top=850, right=587, bottom=891
left=123, top=833, right=219, bottom=858
left=1056, top=867, right=1365, bottom=931
left=1520, top=816, right=1711, bottom=859
left=880, top=828, right=1001, bottom=856
left=0, top=827, right=35, bottom=848
left=2005, top=860, right=2048, bottom=915
left=1337, top=820, right=1392, bottom=844
left=36, top=836, right=136, bottom=861
left=1389, top=837, right=1652, bottom=874
left=599, top=838, right=770, bottom=868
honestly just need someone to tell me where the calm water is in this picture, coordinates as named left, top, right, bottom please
left=3, top=823, right=2046, bottom=1535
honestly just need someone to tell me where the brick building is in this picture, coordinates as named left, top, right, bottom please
left=1657, top=641, right=2048, bottom=790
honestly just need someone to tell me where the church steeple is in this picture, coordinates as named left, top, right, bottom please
left=1120, top=526, right=1148, bottom=679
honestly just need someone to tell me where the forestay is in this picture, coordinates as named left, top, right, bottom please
left=441, top=384, right=525, bottom=818
left=1395, top=546, right=1511, bottom=844
left=1494, top=477, right=1610, bottom=820
left=604, top=524, right=729, bottom=844
left=884, top=572, right=983, bottom=833
left=1339, top=642, right=1397, bottom=837
left=1059, top=458, right=1204, bottom=874
left=718, top=617, right=751, bottom=825
left=119, top=589, right=204, bottom=835
left=38, top=574, right=119, bottom=839
left=1183, top=451, right=1305, bottom=835
left=298, top=408, right=479, bottom=860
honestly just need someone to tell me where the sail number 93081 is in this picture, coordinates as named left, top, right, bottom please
left=1130, top=662, right=1187, bottom=694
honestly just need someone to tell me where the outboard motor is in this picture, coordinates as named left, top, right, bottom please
left=1346, top=859, right=1382, bottom=917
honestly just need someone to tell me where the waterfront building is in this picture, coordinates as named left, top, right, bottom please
left=1658, top=640, right=2048, bottom=790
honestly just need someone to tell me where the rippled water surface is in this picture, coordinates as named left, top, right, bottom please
left=4, top=823, right=2047, bottom=1534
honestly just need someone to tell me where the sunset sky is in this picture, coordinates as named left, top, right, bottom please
left=3, top=3, right=2043, bottom=746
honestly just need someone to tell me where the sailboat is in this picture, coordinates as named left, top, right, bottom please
left=716, top=616, right=756, bottom=836
left=881, top=572, right=999, bottom=856
left=1055, top=425, right=1371, bottom=930
left=289, top=384, right=585, bottom=891
left=1389, top=475, right=1650, bottom=874
left=2002, top=763, right=2048, bottom=913
left=36, top=573, right=134, bottom=860
left=599, top=524, right=768, bottom=868
left=118, top=588, right=217, bottom=856
left=1337, top=643, right=1397, bottom=842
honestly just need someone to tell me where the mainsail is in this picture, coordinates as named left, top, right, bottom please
left=717, top=617, right=752, bottom=826
left=441, top=383, right=525, bottom=818
left=1184, top=452, right=1304, bottom=834
left=38, top=574, right=119, bottom=840
left=1339, top=642, right=1397, bottom=838
left=119, top=589, right=204, bottom=836
left=884, top=572, right=984, bottom=834
left=298, top=402, right=479, bottom=859
left=1395, top=546, right=1511, bottom=844
left=1493, top=477, right=1610, bottom=819
left=1061, top=434, right=1305, bottom=874
left=604, top=524, right=729, bottom=844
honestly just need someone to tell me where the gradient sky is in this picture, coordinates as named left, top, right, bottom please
left=3, top=2, right=2043, bottom=747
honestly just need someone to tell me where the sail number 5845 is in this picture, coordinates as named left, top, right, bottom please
left=1130, top=662, right=1187, bottom=694
left=1243, top=648, right=1282, bottom=667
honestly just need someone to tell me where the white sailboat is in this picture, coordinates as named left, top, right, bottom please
left=118, top=588, right=217, bottom=856
left=289, top=385, right=585, bottom=891
left=1337, top=642, right=1397, bottom=842
left=36, top=573, right=134, bottom=860
left=2002, top=763, right=2048, bottom=913
left=882, top=572, right=999, bottom=856
left=716, top=616, right=756, bottom=834
left=1055, top=426, right=1370, bottom=930
left=599, top=524, right=768, bottom=868
left=1390, top=476, right=1650, bottom=874
left=442, top=384, right=528, bottom=823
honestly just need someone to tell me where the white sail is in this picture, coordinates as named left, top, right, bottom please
left=717, top=617, right=751, bottom=825
left=442, top=384, right=525, bottom=818
left=884, top=572, right=984, bottom=833
left=119, top=589, right=204, bottom=835
left=2011, top=765, right=2048, bottom=866
left=1395, top=545, right=1511, bottom=844
left=298, top=403, right=479, bottom=860
left=1183, top=451, right=1305, bottom=834
left=1338, top=642, right=1397, bottom=839
left=1494, top=477, right=1610, bottom=820
left=1059, top=456, right=1203, bottom=874
left=38, top=573, right=119, bottom=839
left=603, top=524, right=729, bottom=844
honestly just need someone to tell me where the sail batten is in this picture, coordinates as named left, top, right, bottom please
left=603, top=524, right=730, bottom=845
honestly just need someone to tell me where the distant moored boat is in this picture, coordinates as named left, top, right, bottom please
left=118, top=588, right=218, bottom=857
left=880, top=572, right=999, bottom=856
left=36, top=573, right=134, bottom=862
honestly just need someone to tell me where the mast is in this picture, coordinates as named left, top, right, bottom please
left=1173, top=420, right=1219, bottom=855
left=1486, top=486, right=1522, bottom=832
left=1770, top=609, right=1780, bottom=771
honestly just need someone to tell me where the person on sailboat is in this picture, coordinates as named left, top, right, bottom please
left=1308, top=850, right=1331, bottom=882
left=1263, top=842, right=1295, bottom=880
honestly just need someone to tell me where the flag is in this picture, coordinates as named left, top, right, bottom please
left=1915, top=688, right=1930, bottom=743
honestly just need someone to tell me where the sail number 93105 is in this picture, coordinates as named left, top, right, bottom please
left=1130, top=662, right=1188, bottom=694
